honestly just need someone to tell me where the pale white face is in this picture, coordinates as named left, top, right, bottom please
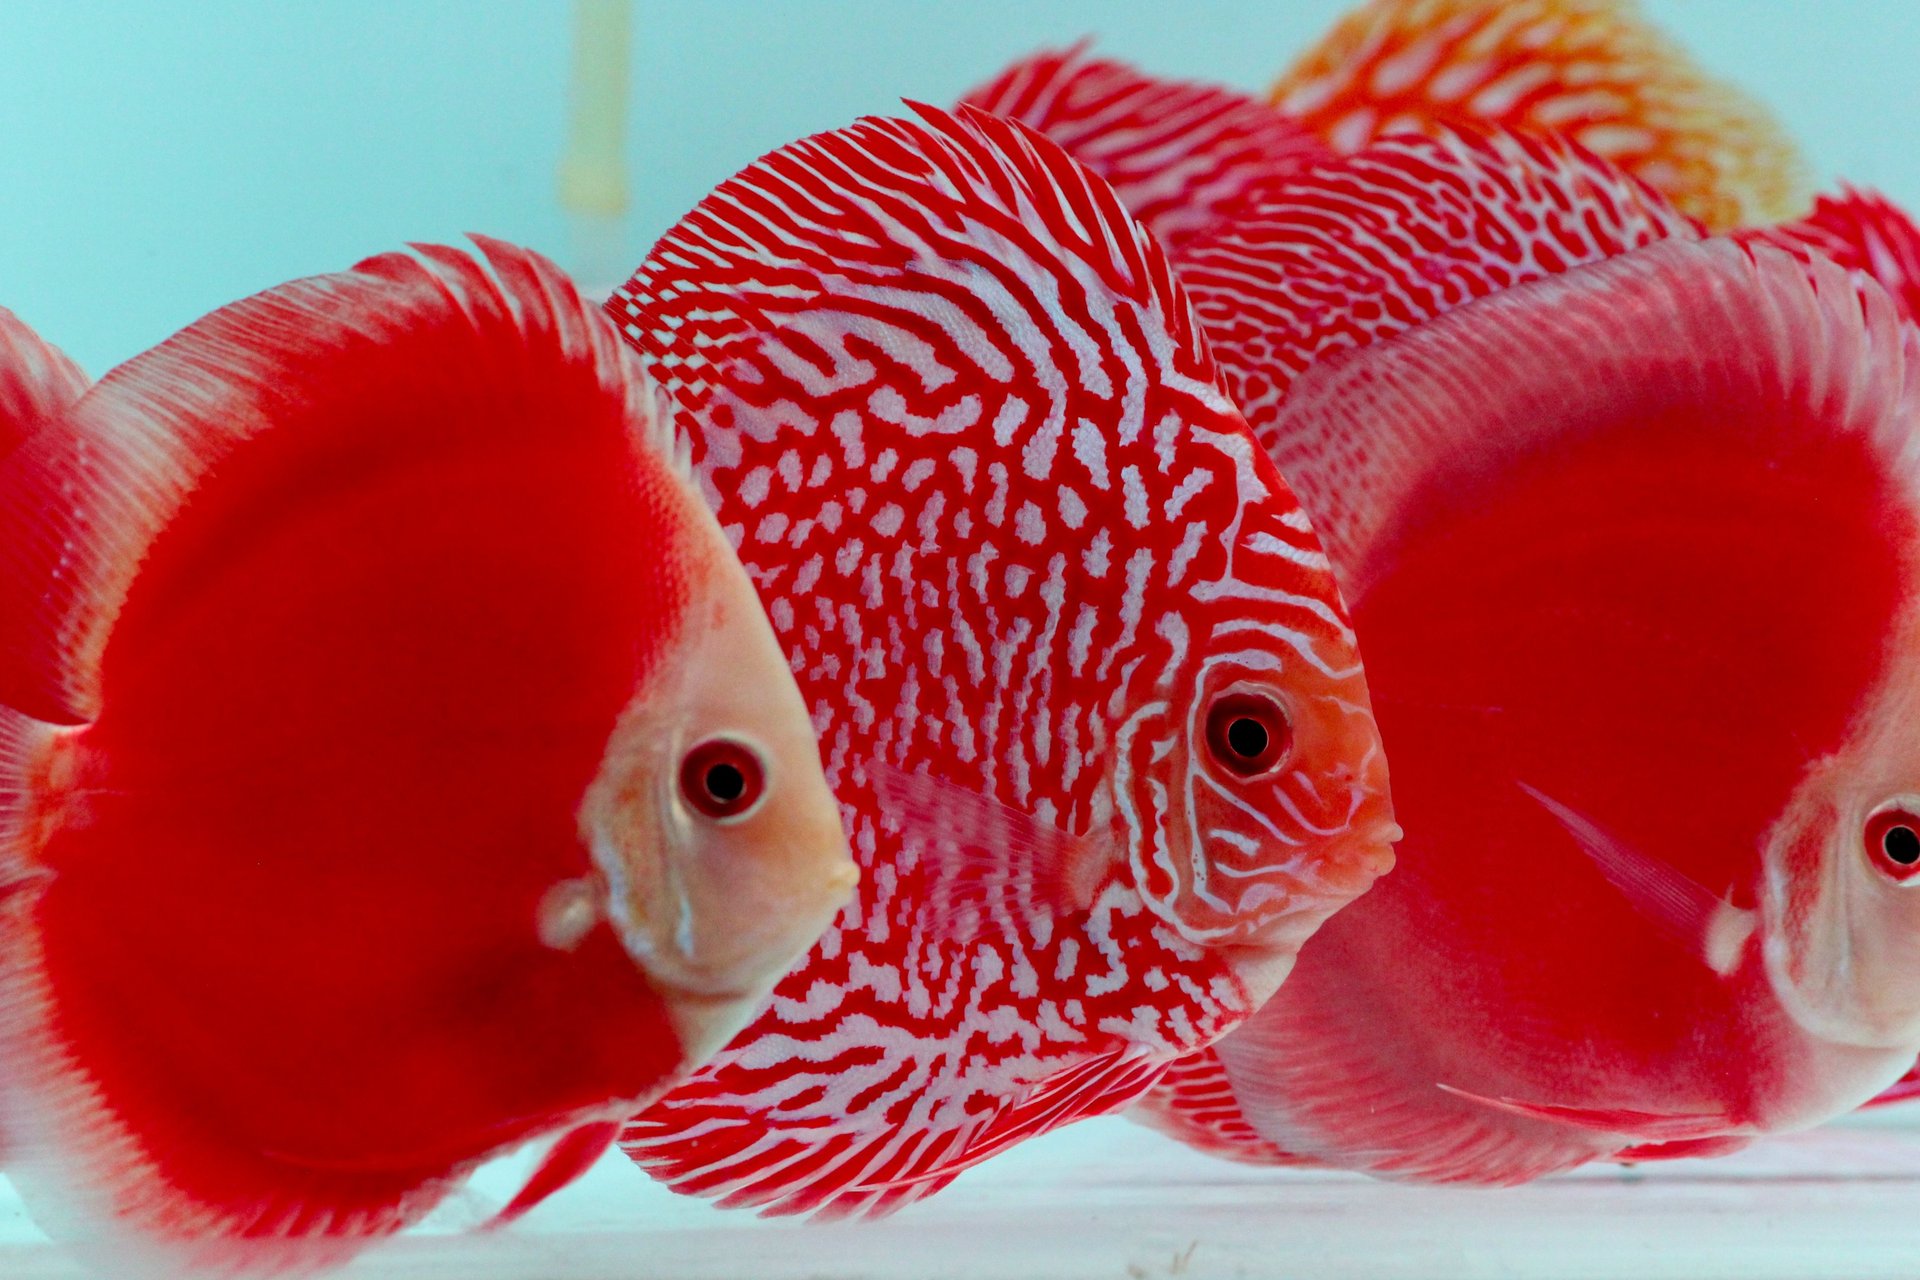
left=575, top=491, right=857, bottom=1066
left=1763, top=662, right=1920, bottom=1050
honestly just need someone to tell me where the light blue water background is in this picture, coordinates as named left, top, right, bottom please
left=3, top=2, right=1913, bottom=375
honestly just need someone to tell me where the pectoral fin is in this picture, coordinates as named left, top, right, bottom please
left=1518, top=782, right=1756, bottom=975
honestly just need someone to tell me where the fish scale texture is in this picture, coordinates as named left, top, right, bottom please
left=605, top=106, right=1389, bottom=1217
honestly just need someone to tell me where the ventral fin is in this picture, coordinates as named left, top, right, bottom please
left=1436, top=1084, right=1746, bottom=1143
left=959, top=43, right=1328, bottom=247
left=1272, top=0, right=1808, bottom=230
left=868, top=761, right=1112, bottom=941
left=1519, top=782, right=1755, bottom=975
left=622, top=1048, right=1163, bottom=1221
left=485, top=1121, right=622, bottom=1230
left=850, top=1050, right=1167, bottom=1194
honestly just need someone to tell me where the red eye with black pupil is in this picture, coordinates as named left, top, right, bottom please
left=1204, top=693, right=1291, bottom=777
left=1865, top=809, right=1920, bottom=881
left=680, top=739, right=766, bottom=820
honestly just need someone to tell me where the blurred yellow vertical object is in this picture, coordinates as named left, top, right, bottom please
left=559, top=0, right=634, bottom=294
left=1272, top=0, right=1809, bottom=231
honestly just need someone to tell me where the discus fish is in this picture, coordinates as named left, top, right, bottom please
left=602, top=104, right=1397, bottom=1217
left=959, top=43, right=1328, bottom=248
left=966, top=0, right=1804, bottom=250
left=1131, top=131, right=1920, bottom=1182
left=0, top=238, right=855, bottom=1274
left=1274, top=0, right=1806, bottom=231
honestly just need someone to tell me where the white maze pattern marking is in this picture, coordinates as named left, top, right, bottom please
left=607, top=106, right=1383, bottom=1216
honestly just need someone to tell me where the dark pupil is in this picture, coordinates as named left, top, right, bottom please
left=1885, top=824, right=1920, bottom=866
left=705, top=763, right=747, bottom=804
left=1226, top=717, right=1269, bottom=760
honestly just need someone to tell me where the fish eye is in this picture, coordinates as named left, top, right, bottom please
left=1204, top=692, right=1291, bottom=778
left=1864, top=806, right=1920, bottom=883
left=679, top=738, right=768, bottom=822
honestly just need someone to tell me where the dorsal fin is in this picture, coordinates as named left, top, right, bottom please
left=607, top=102, right=1211, bottom=426
left=0, top=307, right=87, bottom=460
left=1743, top=187, right=1920, bottom=326
left=958, top=44, right=1328, bottom=248
left=1176, top=126, right=1700, bottom=446
left=1249, top=235, right=1920, bottom=579
left=0, top=237, right=670, bottom=726
left=1272, top=0, right=1808, bottom=231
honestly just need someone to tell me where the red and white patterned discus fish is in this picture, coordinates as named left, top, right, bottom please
left=603, top=104, right=1398, bottom=1216
left=1132, top=133, right=1920, bottom=1183
left=959, top=44, right=1328, bottom=249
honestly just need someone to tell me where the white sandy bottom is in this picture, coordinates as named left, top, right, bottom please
left=3, top=1113, right=1919, bottom=1279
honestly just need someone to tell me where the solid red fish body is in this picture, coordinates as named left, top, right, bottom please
left=603, top=105, right=1397, bottom=1216
left=0, top=239, right=854, bottom=1273
left=1124, top=133, right=1920, bottom=1182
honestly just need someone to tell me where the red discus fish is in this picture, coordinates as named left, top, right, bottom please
left=0, top=238, right=856, bottom=1274
left=1122, top=133, right=1920, bottom=1182
left=966, top=0, right=1801, bottom=258
left=1750, top=188, right=1920, bottom=1115
left=1272, top=0, right=1807, bottom=231
left=959, top=44, right=1328, bottom=249
left=602, top=104, right=1398, bottom=1216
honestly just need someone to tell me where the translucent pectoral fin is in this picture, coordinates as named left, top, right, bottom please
left=1519, top=781, right=1756, bottom=975
left=869, top=760, right=1111, bottom=941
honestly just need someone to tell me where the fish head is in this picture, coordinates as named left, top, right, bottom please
left=1111, top=420, right=1398, bottom=1006
left=1761, top=656, right=1920, bottom=1049
left=575, top=462, right=856, bottom=1066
